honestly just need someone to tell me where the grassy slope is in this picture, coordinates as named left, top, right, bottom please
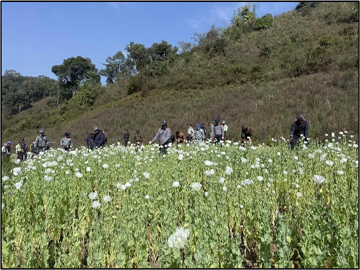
left=1, top=2, right=358, bottom=147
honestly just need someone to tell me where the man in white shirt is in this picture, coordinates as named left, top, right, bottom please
left=222, top=120, right=228, bottom=140
left=186, top=124, right=195, bottom=143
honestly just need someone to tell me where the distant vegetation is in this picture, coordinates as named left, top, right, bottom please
left=1, top=2, right=358, bottom=146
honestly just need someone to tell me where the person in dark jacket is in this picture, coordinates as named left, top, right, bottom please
left=4, top=141, right=12, bottom=157
left=290, top=114, right=309, bottom=151
left=123, top=130, right=130, bottom=147
left=93, top=126, right=106, bottom=148
left=86, top=133, right=94, bottom=150
left=133, top=130, right=143, bottom=146
left=21, top=141, right=28, bottom=161
left=241, top=125, right=254, bottom=146
left=201, top=123, right=207, bottom=139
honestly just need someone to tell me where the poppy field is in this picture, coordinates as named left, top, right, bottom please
left=1, top=133, right=358, bottom=268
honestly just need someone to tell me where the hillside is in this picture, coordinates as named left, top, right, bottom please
left=1, top=2, right=358, bottom=147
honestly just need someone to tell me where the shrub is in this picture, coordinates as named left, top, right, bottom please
left=255, top=14, right=274, bottom=31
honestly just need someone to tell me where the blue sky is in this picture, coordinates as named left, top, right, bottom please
left=2, top=2, right=298, bottom=84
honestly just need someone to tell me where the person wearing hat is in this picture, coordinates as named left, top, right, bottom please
left=186, top=124, right=195, bottom=143
left=213, top=119, right=224, bottom=145
left=150, top=120, right=172, bottom=155
left=4, top=141, right=12, bottom=157
left=86, top=133, right=95, bottom=150
left=290, top=114, right=309, bottom=150
left=241, top=124, right=254, bottom=146
left=34, top=129, right=49, bottom=154
left=221, top=120, right=228, bottom=140
left=60, top=132, right=73, bottom=151
left=193, top=124, right=205, bottom=143
left=93, top=126, right=106, bottom=148
left=208, top=121, right=214, bottom=141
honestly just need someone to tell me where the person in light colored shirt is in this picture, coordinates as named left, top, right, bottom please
left=186, top=124, right=195, bottom=143
left=150, top=120, right=172, bottom=155
left=221, top=120, right=228, bottom=140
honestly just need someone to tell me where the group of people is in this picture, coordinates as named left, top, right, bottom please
left=148, top=119, right=255, bottom=154
left=1, top=139, right=28, bottom=161
left=2, top=114, right=309, bottom=160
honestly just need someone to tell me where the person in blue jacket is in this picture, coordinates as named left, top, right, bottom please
left=290, top=114, right=309, bottom=150
left=93, top=126, right=106, bottom=148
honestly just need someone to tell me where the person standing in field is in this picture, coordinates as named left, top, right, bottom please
left=21, top=141, right=28, bottom=161
left=213, top=119, right=224, bottom=145
left=16, top=141, right=23, bottom=161
left=186, top=124, right=195, bottom=143
left=290, top=114, right=309, bottom=151
left=193, top=124, right=205, bottom=143
left=150, top=120, right=172, bottom=155
left=60, top=132, right=73, bottom=151
left=123, top=129, right=130, bottom=147
left=201, top=123, right=207, bottom=140
left=4, top=141, right=12, bottom=158
left=86, top=133, right=95, bottom=150
left=34, top=129, right=49, bottom=154
left=93, top=126, right=106, bottom=148
left=208, top=121, right=214, bottom=141
left=2, top=143, right=7, bottom=157
left=221, top=120, right=228, bottom=140
left=241, top=124, right=254, bottom=146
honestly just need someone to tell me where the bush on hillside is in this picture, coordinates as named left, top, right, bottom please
left=255, top=14, right=274, bottom=31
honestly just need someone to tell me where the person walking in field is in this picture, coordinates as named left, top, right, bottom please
left=93, top=126, right=106, bottom=148
left=193, top=124, right=205, bottom=143
left=150, top=120, right=172, bottom=155
left=241, top=124, right=254, bottom=146
left=186, top=124, right=195, bottom=143
left=213, top=119, right=224, bottom=145
left=290, top=114, right=309, bottom=151
left=34, top=129, right=49, bottom=154
left=60, top=132, right=73, bottom=151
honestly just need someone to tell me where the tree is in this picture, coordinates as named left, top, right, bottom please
left=51, top=56, right=100, bottom=99
left=147, top=41, right=178, bottom=64
left=178, top=41, right=192, bottom=53
left=125, top=42, right=148, bottom=74
left=99, top=51, right=127, bottom=85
